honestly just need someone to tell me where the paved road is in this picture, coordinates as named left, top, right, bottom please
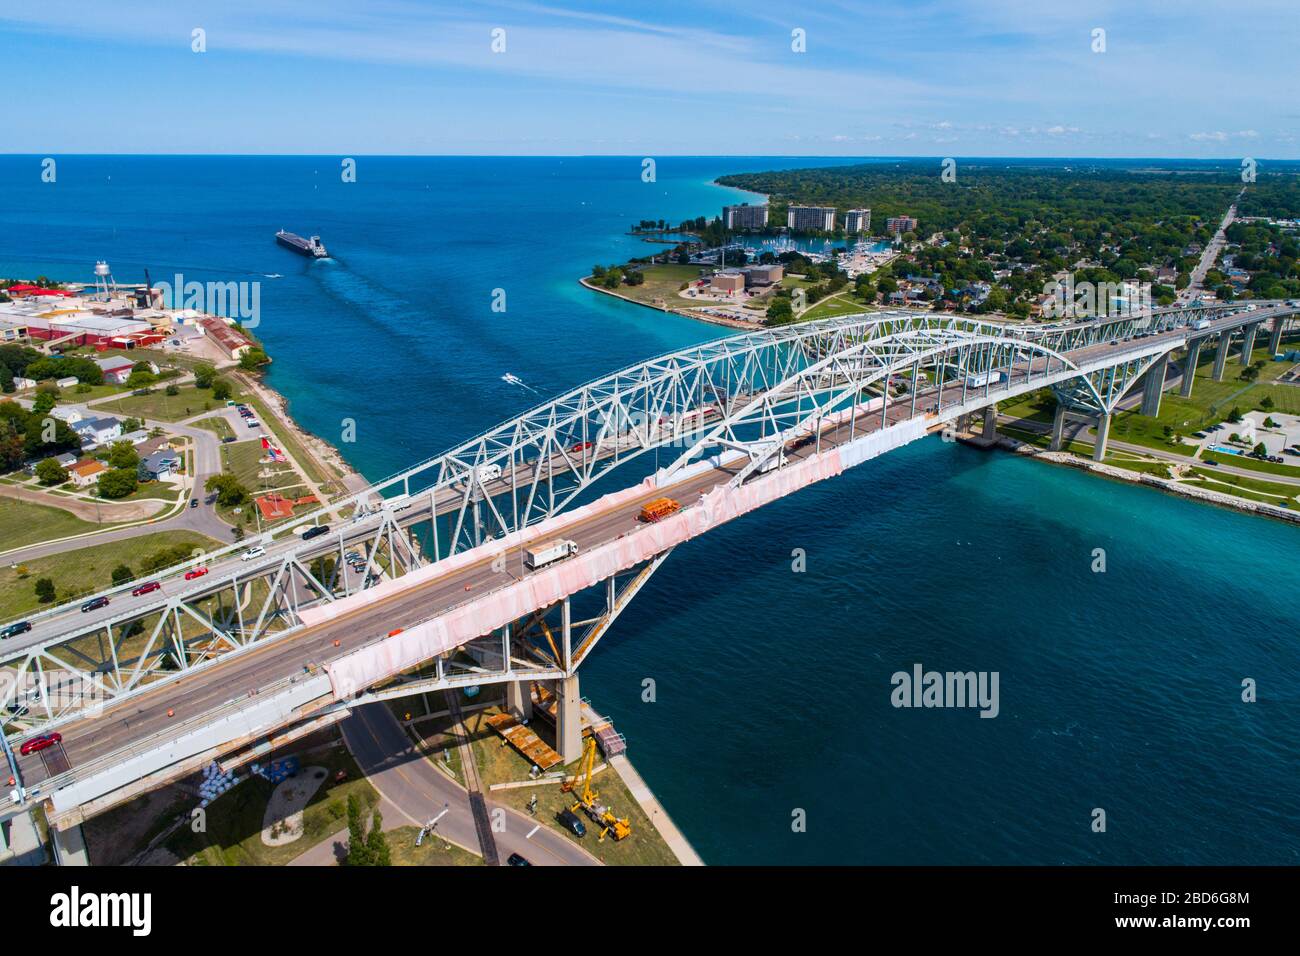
left=290, top=703, right=596, bottom=866
left=1179, top=196, right=1238, bottom=303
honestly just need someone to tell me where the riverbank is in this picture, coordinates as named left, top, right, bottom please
left=578, top=275, right=757, bottom=331
left=994, top=435, right=1300, bottom=525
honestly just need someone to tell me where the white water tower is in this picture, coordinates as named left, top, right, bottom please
left=93, top=260, right=116, bottom=300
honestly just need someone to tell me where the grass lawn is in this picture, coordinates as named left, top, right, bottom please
left=0, top=529, right=219, bottom=620
left=96, top=384, right=234, bottom=422
left=387, top=826, right=484, bottom=866
left=465, top=705, right=680, bottom=866
left=165, top=740, right=380, bottom=866
left=1182, top=467, right=1299, bottom=502
left=1200, top=449, right=1300, bottom=477
left=799, top=292, right=874, bottom=322
left=591, top=262, right=703, bottom=311
left=192, top=416, right=235, bottom=440
left=0, top=497, right=104, bottom=552
left=998, top=389, right=1057, bottom=424
left=237, top=391, right=336, bottom=491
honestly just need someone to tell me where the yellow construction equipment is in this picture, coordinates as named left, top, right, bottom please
left=564, top=738, right=631, bottom=842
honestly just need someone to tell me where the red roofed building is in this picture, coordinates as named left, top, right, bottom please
left=199, top=317, right=254, bottom=360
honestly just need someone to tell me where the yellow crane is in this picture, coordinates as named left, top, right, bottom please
left=563, top=738, right=632, bottom=842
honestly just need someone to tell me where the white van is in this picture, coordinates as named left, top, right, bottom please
left=473, top=463, right=502, bottom=483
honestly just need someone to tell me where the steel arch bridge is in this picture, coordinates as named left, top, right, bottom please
left=2, top=301, right=1296, bottom=749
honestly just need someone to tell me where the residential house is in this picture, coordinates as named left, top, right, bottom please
left=138, top=449, right=181, bottom=481
left=71, top=416, right=123, bottom=448
left=68, top=459, right=108, bottom=488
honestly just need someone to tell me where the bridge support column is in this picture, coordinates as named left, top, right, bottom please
left=1140, top=354, right=1169, bottom=417
left=1268, top=317, right=1284, bottom=357
left=1049, top=405, right=1068, bottom=451
left=555, top=674, right=583, bottom=765
left=981, top=404, right=998, bottom=440
left=506, top=679, right=533, bottom=721
left=1092, top=411, right=1111, bottom=462
left=1212, top=331, right=1231, bottom=381
left=1240, top=322, right=1260, bottom=365
left=50, top=823, right=89, bottom=866
left=1180, top=339, right=1203, bottom=398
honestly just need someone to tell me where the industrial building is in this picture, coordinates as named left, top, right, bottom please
left=709, top=272, right=745, bottom=294
left=741, top=264, right=784, bottom=287
left=787, top=205, right=836, bottom=232
left=199, top=317, right=254, bottom=360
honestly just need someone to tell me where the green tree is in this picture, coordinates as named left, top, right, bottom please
left=193, top=363, right=217, bottom=389
left=97, top=467, right=138, bottom=499
left=365, top=810, right=391, bottom=866
left=165, top=383, right=180, bottom=396
left=211, top=379, right=233, bottom=402
left=1254, top=442, right=1268, bottom=456
left=111, top=564, right=134, bottom=586
left=206, top=472, right=250, bottom=507
left=32, top=391, right=56, bottom=415
left=345, top=794, right=371, bottom=866
left=239, top=348, right=269, bottom=371
left=106, top=440, right=139, bottom=471
left=34, top=577, right=56, bottom=603
left=34, top=457, right=68, bottom=486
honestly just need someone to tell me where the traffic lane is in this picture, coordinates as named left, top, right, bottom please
left=342, top=704, right=484, bottom=855
left=16, top=458, right=746, bottom=782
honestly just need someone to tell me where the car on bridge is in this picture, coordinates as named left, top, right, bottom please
left=0, top=621, right=32, bottom=640
left=132, top=581, right=162, bottom=597
left=19, top=732, right=62, bottom=756
left=302, top=524, right=330, bottom=540
left=80, top=596, right=110, bottom=613
left=184, top=567, right=210, bottom=581
left=242, top=546, right=267, bottom=562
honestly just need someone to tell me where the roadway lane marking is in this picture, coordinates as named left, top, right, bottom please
left=526, top=824, right=540, bottom=839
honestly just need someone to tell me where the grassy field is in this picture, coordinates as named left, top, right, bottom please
left=165, top=740, right=380, bottom=866
left=465, top=705, right=680, bottom=866
left=0, top=529, right=219, bottom=619
left=96, top=384, right=230, bottom=422
left=0, top=497, right=104, bottom=552
left=1181, top=467, right=1299, bottom=504
left=192, top=415, right=235, bottom=440
left=799, top=291, right=875, bottom=321
left=387, top=826, right=484, bottom=866
left=590, top=262, right=703, bottom=311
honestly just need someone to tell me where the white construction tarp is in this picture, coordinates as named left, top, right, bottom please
left=323, top=420, right=928, bottom=699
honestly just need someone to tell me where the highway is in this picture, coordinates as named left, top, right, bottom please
left=8, top=304, right=1290, bottom=801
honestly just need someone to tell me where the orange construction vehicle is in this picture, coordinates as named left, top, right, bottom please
left=637, top=497, right=681, bottom=523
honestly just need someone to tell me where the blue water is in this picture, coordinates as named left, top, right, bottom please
left=2, top=156, right=1297, bottom=865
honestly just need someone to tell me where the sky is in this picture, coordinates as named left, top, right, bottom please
left=1, top=0, right=1297, bottom=157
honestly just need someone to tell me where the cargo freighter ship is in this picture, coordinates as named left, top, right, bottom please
left=275, top=229, right=329, bottom=258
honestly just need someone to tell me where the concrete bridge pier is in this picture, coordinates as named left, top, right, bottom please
left=981, top=404, right=998, bottom=440
left=1181, top=338, right=1204, bottom=398
left=1268, top=316, right=1284, bottom=356
left=1049, top=405, right=1068, bottom=451
left=555, top=674, right=583, bottom=765
left=1240, top=321, right=1261, bottom=365
left=51, top=823, right=89, bottom=866
left=1092, top=411, right=1112, bottom=462
left=1140, top=354, right=1169, bottom=417
left=1212, top=331, right=1232, bottom=381
left=506, top=679, right=533, bottom=721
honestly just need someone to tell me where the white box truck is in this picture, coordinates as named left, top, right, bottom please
left=473, top=463, right=502, bottom=483
left=524, top=539, right=579, bottom=570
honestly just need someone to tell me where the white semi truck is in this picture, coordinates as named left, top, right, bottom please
left=524, top=538, right=579, bottom=570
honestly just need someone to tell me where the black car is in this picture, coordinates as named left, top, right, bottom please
left=80, top=596, right=110, bottom=613
left=557, top=808, right=587, bottom=838
left=190, top=498, right=198, bottom=509
left=0, top=621, right=33, bottom=639
left=302, top=525, right=330, bottom=540
left=506, top=853, right=532, bottom=866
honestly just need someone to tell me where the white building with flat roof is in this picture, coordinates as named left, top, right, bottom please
left=787, top=205, right=836, bottom=232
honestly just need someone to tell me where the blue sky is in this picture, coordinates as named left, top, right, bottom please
left=2, top=0, right=1296, bottom=157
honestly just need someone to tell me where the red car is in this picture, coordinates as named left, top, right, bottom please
left=19, top=732, right=62, bottom=756
left=184, top=567, right=209, bottom=581
left=132, top=581, right=161, bottom=597
left=570, top=441, right=594, bottom=453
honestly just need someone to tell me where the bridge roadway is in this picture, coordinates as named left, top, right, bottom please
left=7, top=307, right=1272, bottom=798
